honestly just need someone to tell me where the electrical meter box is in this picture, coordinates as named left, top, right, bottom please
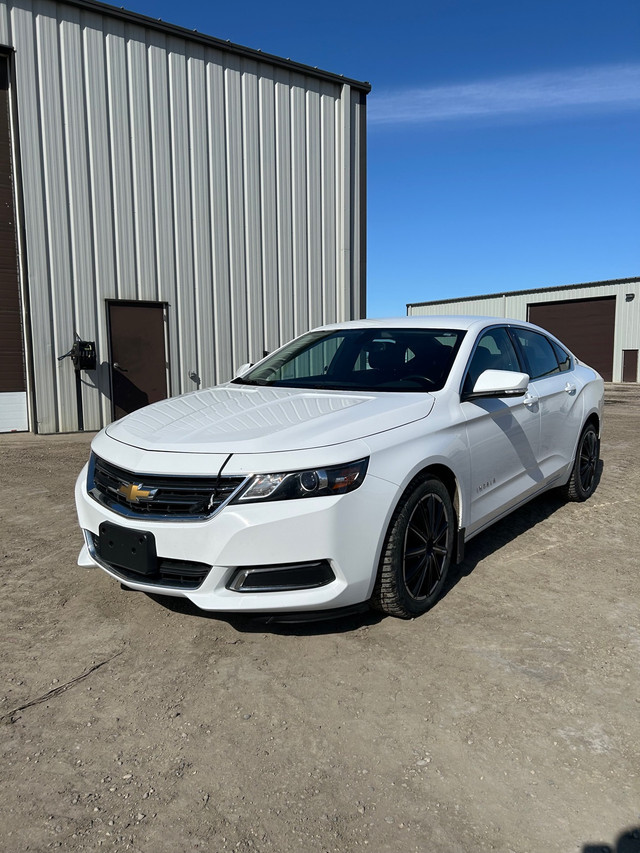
left=71, top=340, right=97, bottom=371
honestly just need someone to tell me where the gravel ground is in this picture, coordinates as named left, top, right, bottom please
left=1, top=385, right=639, bottom=853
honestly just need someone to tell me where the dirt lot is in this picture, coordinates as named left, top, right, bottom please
left=1, top=385, right=639, bottom=853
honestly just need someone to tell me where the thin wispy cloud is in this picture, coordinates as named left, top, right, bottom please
left=369, top=64, right=640, bottom=125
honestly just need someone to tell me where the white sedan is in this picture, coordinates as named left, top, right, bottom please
left=75, top=317, right=604, bottom=619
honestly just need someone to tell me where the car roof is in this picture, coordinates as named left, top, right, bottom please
left=315, top=316, right=540, bottom=333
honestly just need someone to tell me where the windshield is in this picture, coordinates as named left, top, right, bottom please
left=233, top=328, right=466, bottom=392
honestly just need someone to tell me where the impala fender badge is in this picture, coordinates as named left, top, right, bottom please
left=476, top=477, right=496, bottom=494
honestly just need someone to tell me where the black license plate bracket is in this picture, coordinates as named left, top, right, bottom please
left=98, top=522, right=157, bottom=576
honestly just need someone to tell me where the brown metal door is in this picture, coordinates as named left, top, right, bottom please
left=622, top=349, right=638, bottom=383
left=0, top=56, right=25, bottom=395
left=528, top=297, right=615, bottom=381
left=108, top=301, right=168, bottom=420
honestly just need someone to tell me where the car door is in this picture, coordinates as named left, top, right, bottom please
left=461, top=326, right=543, bottom=536
left=509, top=328, right=584, bottom=480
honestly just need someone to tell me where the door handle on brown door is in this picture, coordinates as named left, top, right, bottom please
left=113, top=362, right=128, bottom=372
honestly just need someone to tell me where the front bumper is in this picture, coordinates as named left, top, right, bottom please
left=75, top=462, right=396, bottom=613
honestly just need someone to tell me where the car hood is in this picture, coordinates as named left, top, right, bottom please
left=104, top=385, right=435, bottom=455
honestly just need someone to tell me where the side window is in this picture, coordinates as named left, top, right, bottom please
left=551, top=340, right=572, bottom=372
left=464, top=327, right=521, bottom=393
left=512, top=329, right=560, bottom=379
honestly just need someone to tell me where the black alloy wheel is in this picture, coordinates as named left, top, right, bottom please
left=563, top=423, right=600, bottom=502
left=578, top=427, right=598, bottom=493
left=372, top=476, right=455, bottom=618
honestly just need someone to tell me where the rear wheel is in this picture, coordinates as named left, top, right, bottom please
left=562, top=423, right=599, bottom=501
left=371, top=476, right=454, bottom=618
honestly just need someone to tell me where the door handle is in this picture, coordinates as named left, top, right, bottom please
left=113, top=362, right=128, bottom=373
left=564, top=382, right=576, bottom=394
left=523, top=391, right=539, bottom=408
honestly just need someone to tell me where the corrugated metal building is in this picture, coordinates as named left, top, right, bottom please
left=408, top=277, right=640, bottom=383
left=0, top=0, right=369, bottom=433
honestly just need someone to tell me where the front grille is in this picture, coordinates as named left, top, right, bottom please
left=89, top=454, right=247, bottom=520
left=89, top=533, right=210, bottom=589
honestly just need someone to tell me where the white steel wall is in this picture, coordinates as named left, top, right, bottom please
left=0, top=0, right=367, bottom=433
left=407, top=279, right=640, bottom=382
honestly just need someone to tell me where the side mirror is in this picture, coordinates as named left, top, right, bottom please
left=235, top=362, right=253, bottom=378
left=465, top=369, right=530, bottom=400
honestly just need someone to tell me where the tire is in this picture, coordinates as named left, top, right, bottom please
left=562, top=423, right=599, bottom=502
left=371, top=476, right=455, bottom=619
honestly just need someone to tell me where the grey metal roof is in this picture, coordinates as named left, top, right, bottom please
left=407, top=277, right=640, bottom=309
left=55, top=0, right=371, bottom=93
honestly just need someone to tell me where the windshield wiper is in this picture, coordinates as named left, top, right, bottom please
left=231, top=377, right=269, bottom=386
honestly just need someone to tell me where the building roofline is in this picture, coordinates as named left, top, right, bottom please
left=407, top=276, right=640, bottom=309
left=49, top=0, right=372, bottom=93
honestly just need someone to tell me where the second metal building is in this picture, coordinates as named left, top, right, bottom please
left=408, top=277, right=640, bottom=383
left=0, top=0, right=369, bottom=433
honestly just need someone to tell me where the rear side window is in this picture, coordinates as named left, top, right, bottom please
left=551, top=340, right=572, bottom=372
left=512, top=329, right=560, bottom=379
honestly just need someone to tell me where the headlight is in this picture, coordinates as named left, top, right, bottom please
left=234, top=458, right=369, bottom=503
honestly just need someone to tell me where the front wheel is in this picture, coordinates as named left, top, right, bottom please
left=562, top=423, right=599, bottom=501
left=371, top=476, right=455, bottom=619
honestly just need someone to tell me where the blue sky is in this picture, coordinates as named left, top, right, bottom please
left=125, top=0, right=639, bottom=317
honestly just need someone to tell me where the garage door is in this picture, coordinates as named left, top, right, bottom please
left=528, top=297, right=615, bottom=381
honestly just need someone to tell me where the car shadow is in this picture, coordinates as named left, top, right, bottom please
left=443, top=458, right=604, bottom=597
left=146, top=460, right=604, bottom=635
left=145, top=592, right=383, bottom=635
left=582, top=825, right=640, bottom=853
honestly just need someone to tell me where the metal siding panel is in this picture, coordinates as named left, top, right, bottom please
left=127, top=24, right=155, bottom=301
left=409, top=296, right=509, bottom=317
left=258, top=73, right=279, bottom=353
left=206, top=52, right=232, bottom=386
left=168, top=40, right=196, bottom=396
left=241, top=59, right=264, bottom=365
left=105, top=21, right=136, bottom=299
left=617, top=281, right=640, bottom=357
left=306, top=81, right=322, bottom=329
left=37, top=1, right=77, bottom=432
left=350, top=88, right=362, bottom=320
left=347, top=88, right=366, bottom=319
left=320, top=88, right=336, bottom=324
left=290, top=74, right=308, bottom=337
left=356, top=90, right=367, bottom=320
left=187, top=44, right=212, bottom=390
left=336, top=84, right=350, bottom=322
left=83, top=11, right=117, bottom=428
left=275, top=71, right=293, bottom=343
left=60, top=7, right=102, bottom=429
left=10, top=3, right=55, bottom=431
left=148, top=31, right=176, bottom=314
left=504, top=294, right=528, bottom=318
left=224, top=55, right=247, bottom=372
left=0, top=4, right=10, bottom=44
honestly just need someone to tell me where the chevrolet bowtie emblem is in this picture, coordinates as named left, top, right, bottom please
left=118, top=482, right=156, bottom=503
